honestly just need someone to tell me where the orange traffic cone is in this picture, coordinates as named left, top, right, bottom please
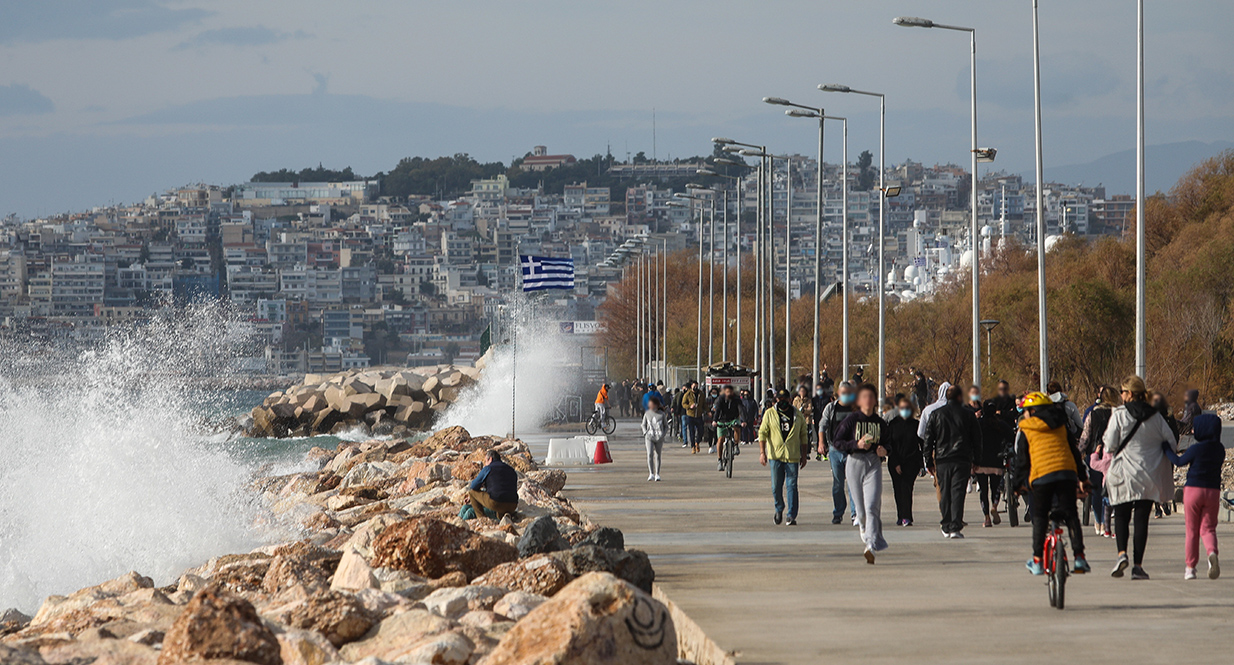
left=592, top=438, right=613, bottom=464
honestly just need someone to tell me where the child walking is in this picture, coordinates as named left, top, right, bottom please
left=642, top=396, right=668, bottom=482
left=1163, top=413, right=1224, bottom=580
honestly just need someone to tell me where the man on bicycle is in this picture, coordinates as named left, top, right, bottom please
left=1012, top=391, right=1091, bottom=576
left=714, top=384, right=742, bottom=471
left=594, top=383, right=610, bottom=422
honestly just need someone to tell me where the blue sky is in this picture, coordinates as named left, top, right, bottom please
left=1, top=1, right=1232, bottom=217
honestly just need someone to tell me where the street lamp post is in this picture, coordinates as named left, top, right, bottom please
left=894, top=15, right=982, bottom=390
left=1135, top=0, right=1146, bottom=380
left=1032, top=0, right=1049, bottom=390
left=715, top=138, right=768, bottom=388
left=820, top=83, right=886, bottom=389
left=980, top=319, right=1000, bottom=381
left=699, top=165, right=745, bottom=364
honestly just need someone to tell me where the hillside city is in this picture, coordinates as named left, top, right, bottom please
left=0, top=145, right=1137, bottom=376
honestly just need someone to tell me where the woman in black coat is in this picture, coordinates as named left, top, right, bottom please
left=885, top=395, right=924, bottom=526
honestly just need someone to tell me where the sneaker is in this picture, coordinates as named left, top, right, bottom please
left=732, top=447, right=740, bottom=457
left=1209, top=552, right=1220, bottom=579
left=1073, top=557, right=1091, bottom=574
left=864, top=549, right=876, bottom=564
left=786, top=517, right=797, bottom=526
left=717, top=461, right=725, bottom=472
left=1103, top=529, right=1114, bottom=538
left=852, top=516, right=861, bottom=528
left=774, top=511, right=783, bottom=525
left=831, top=516, right=842, bottom=525
left=991, top=509, right=1001, bottom=525
left=647, top=474, right=655, bottom=482
left=903, top=520, right=913, bottom=527
left=708, top=446, right=716, bottom=454
left=941, top=528, right=952, bottom=539
left=1026, top=559, right=1045, bottom=575
left=1131, top=566, right=1150, bottom=580
left=654, top=474, right=661, bottom=482
left=983, top=515, right=993, bottom=528
left=1094, top=523, right=1103, bottom=536
left=1024, top=509, right=1031, bottom=522
left=1111, top=554, right=1129, bottom=578
left=950, top=531, right=965, bottom=539
left=1185, top=567, right=1197, bottom=580
left=681, top=443, right=689, bottom=448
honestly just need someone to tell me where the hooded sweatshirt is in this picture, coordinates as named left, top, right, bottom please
left=832, top=410, right=889, bottom=457
left=1014, top=404, right=1086, bottom=488
left=1164, top=413, right=1225, bottom=489
left=1102, top=399, right=1178, bottom=505
left=917, top=381, right=952, bottom=440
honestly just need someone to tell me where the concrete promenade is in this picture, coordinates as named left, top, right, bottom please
left=538, top=420, right=1233, bottom=665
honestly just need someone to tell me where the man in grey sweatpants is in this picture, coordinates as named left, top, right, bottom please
left=830, top=383, right=890, bottom=563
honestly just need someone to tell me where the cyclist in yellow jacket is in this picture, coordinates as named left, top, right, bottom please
left=1012, top=391, right=1091, bottom=576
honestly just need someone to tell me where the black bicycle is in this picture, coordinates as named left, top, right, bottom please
left=585, top=409, right=616, bottom=435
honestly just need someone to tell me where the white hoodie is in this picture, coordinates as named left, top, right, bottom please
left=641, top=409, right=667, bottom=443
left=917, top=381, right=953, bottom=440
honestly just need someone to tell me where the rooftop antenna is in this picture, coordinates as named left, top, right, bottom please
left=652, top=108, right=657, bottom=164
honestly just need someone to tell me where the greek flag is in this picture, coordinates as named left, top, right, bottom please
left=520, top=255, right=575, bottom=291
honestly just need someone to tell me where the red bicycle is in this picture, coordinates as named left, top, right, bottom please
left=1043, top=509, right=1069, bottom=609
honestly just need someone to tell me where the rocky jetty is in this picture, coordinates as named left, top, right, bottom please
left=246, top=366, right=481, bottom=439
left=0, top=425, right=678, bottom=665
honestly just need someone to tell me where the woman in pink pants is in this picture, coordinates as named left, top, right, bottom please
left=1163, top=413, right=1225, bottom=580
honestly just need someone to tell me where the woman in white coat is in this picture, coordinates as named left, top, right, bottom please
left=1100, top=375, right=1178, bottom=580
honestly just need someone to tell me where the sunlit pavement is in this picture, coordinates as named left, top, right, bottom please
left=526, top=420, right=1234, bottom=665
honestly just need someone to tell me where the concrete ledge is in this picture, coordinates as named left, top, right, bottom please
left=653, top=583, right=737, bottom=665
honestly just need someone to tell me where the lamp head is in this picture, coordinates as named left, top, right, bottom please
left=819, top=84, right=851, bottom=93
left=974, top=147, right=998, bottom=163
left=786, top=109, right=818, bottom=118
left=696, top=168, right=718, bottom=176
left=882, top=185, right=903, bottom=199
left=711, top=137, right=734, bottom=145
left=714, top=157, right=745, bottom=167
left=721, top=145, right=744, bottom=153
left=738, top=148, right=764, bottom=157
left=763, top=96, right=790, bottom=106
left=893, top=16, right=935, bottom=28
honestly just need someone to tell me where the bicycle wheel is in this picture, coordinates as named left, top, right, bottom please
left=1053, top=534, right=1067, bottom=610
left=725, top=441, right=734, bottom=478
left=1081, top=495, right=1092, bottom=527
left=1045, top=537, right=1058, bottom=608
left=1008, top=492, right=1020, bottom=528
left=585, top=418, right=598, bottom=435
left=602, top=416, right=616, bottom=435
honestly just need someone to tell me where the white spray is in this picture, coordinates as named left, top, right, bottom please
left=0, top=305, right=279, bottom=612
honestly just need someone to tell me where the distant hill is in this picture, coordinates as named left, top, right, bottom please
left=1039, top=140, right=1234, bottom=196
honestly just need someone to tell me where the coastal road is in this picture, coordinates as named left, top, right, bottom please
left=530, top=420, right=1233, bottom=665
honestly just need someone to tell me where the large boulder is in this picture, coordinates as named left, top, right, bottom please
left=157, top=585, right=281, bottom=665
left=480, top=572, right=676, bottom=665
left=263, top=588, right=375, bottom=648
left=338, top=608, right=460, bottom=662
left=277, top=629, right=340, bottom=665
left=566, top=544, right=654, bottom=593
left=516, top=516, right=569, bottom=558
left=472, top=554, right=571, bottom=597
left=525, top=469, right=567, bottom=495
left=370, top=517, right=518, bottom=581
left=581, top=526, right=625, bottom=551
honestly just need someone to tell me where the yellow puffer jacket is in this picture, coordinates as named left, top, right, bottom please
left=1018, top=407, right=1079, bottom=487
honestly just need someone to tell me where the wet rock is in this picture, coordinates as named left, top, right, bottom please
left=421, top=585, right=507, bottom=620
left=516, top=516, right=569, bottom=558
left=481, top=572, right=676, bottom=665
left=370, top=517, right=518, bottom=581
left=157, top=585, right=281, bottom=665
left=473, top=554, right=572, bottom=597
left=492, top=590, right=547, bottom=621
left=581, top=526, right=625, bottom=551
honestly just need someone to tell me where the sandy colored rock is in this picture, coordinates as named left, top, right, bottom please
left=421, top=585, right=507, bottom=620
left=526, top=469, right=568, bottom=495
left=263, top=589, right=374, bottom=648
left=157, top=585, right=280, bottom=665
left=330, top=548, right=377, bottom=592
left=338, top=608, right=456, bottom=662
left=480, top=572, right=676, bottom=665
left=41, top=638, right=159, bottom=665
left=277, top=629, right=341, bottom=665
left=370, top=517, right=518, bottom=581
left=473, top=554, right=571, bottom=597
left=492, top=590, right=547, bottom=621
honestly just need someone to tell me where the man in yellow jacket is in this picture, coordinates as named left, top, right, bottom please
left=1012, top=391, right=1090, bottom=576
left=759, top=388, right=810, bottom=526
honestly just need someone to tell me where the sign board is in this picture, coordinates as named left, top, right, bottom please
left=705, top=375, right=752, bottom=391
left=558, top=321, right=606, bottom=334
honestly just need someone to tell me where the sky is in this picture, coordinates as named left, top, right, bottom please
left=1, top=0, right=1232, bottom=218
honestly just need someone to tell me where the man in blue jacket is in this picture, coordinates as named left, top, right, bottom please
left=468, top=449, right=520, bottom=519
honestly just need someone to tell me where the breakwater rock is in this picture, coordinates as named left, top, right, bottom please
left=246, top=366, right=480, bottom=439
left=1, top=425, right=676, bottom=665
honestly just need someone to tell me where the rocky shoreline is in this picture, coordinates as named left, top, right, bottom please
left=0, top=425, right=681, bottom=665
left=244, top=366, right=481, bottom=439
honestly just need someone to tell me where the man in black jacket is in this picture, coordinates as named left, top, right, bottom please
left=924, top=384, right=982, bottom=538
left=468, top=449, right=520, bottom=519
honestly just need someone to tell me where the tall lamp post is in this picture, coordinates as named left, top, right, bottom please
left=764, top=97, right=849, bottom=388
left=671, top=195, right=706, bottom=379
left=893, top=15, right=982, bottom=389
left=1135, top=0, right=1146, bottom=380
left=1031, top=0, right=1049, bottom=390
left=714, top=138, right=768, bottom=388
left=698, top=166, right=744, bottom=364
left=820, top=83, right=887, bottom=388
left=740, top=147, right=792, bottom=391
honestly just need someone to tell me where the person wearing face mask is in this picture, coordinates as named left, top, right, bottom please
left=886, top=396, right=923, bottom=526
left=818, top=381, right=858, bottom=525
left=832, top=383, right=891, bottom=563
left=975, top=401, right=1014, bottom=527
left=811, top=382, right=830, bottom=452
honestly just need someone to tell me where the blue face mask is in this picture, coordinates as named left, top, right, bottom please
left=970, top=394, right=981, bottom=402
left=839, top=393, right=855, bottom=406
left=899, top=408, right=912, bottom=419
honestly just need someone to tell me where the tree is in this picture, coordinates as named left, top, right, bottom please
left=857, top=150, right=876, bottom=191
left=419, top=281, right=437, bottom=296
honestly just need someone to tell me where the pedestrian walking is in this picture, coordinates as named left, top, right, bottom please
left=818, top=381, right=858, bottom=525
left=886, top=396, right=923, bottom=526
left=1047, top=380, right=1084, bottom=435
left=1179, top=389, right=1202, bottom=440
left=758, top=388, right=809, bottom=526
left=793, top=384, right=814, bottom=445
left=923, top=383, right=980, bottom=538
left=1080, top=386, right=1119, bottom=537
left=1163, top=413, right=1224, bottom=580
left=641, top=396, right=667, bottom=482
left=682, top=381, right=701, bottom=452
left=975, top=401, right=1013, bottom=527
left=1101, top=375, right=1179, bottom=580
left=832, top=383, right=891, bottom=562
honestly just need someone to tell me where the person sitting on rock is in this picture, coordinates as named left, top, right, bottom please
left=466, top=449, right=519, bottom=520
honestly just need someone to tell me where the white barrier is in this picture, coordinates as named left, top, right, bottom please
left=545, top=435, right=608, bottom=466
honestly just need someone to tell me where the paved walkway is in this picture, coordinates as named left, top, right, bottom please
left=536, top=420, right=1233, bottom=665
